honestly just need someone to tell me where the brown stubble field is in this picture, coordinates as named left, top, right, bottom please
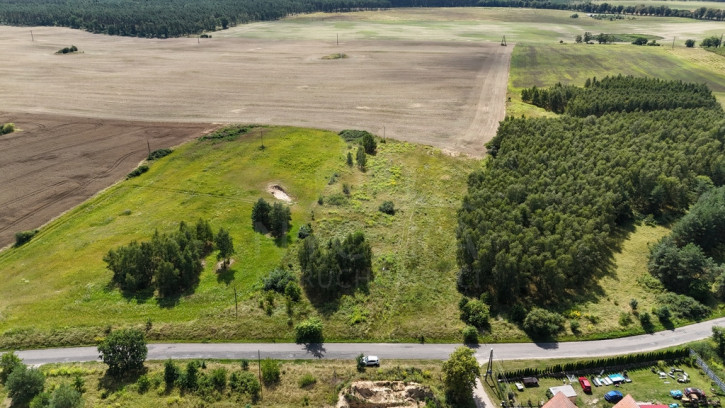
left=0, top=25, right=511, bottom=156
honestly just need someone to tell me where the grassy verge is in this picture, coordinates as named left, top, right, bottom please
left=0, top=359, right=446, bottom=408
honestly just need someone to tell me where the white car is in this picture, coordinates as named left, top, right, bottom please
left=362, top=356, right=380, bottom=367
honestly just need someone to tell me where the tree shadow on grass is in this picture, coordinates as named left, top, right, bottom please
left=157, top=294, right=180, bottom=309
left=97, top=367, right=146, bottom=394
left=217, top=265, right=236, bottom=285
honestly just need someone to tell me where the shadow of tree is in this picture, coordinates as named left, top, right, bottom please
left=217, top=265, right=236, bottom=285
left=303, top=343, right=327, bottom=359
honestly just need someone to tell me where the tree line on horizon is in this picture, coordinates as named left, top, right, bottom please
left=0, top=0, right=721, bottom=39
left=456, top=76, right=725, bottom=316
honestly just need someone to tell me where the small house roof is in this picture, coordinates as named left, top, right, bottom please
left=613, top=394, right=638, bottom=408
left=543, top=391, right=579, bottom=408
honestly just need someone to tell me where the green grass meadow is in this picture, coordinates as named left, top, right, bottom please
left=0, top=127, right=479, bottom=347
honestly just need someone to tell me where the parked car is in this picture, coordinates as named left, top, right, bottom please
left=605, top=390, right=624, bottom=403
left=579, top=377, right=592, bottom=393
left=362, top=356, right=380, bottom=367
left=671, top=390, right=684, bottom=399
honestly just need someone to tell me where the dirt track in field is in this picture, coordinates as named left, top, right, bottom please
left=0, top=113, right=213, bottom=248
left=0, top=26, right=511, bottom=156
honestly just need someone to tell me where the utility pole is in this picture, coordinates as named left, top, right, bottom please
left=258, top=350, right=263, bottom=401
left=337, top=33, right=339, bottom=46
left=260, top=129, right=265, bottom=149
left=672, top=36, right=676, bottom=50
left=484, top=348, right=495, bottom=387
left=146, top=140, right=151, bottom=157
left=234, top=286, right=238, bottom=318
left=30, top=30, right=34, bottom=42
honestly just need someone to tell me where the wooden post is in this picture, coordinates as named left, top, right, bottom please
left=30, top=30, right=34, bottom=42
left=147, top=140, right=151, bottom=157
left=337, top=33, right=339, bottom=46
left=258, top=350, right=263, bottom=401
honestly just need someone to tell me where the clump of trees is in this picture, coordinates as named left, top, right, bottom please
left=701, top=36, right=722, bottom=48
left=104, top=219, right=215, bottom=298
left=56, top=45, right=78, bottom=54
left=163, top=359, right=260, bottom=402
left=299, top=232, right=372, bottom=300
left=251, top=198, right=291, bottom=239
left=459, top=76, right=725, bottom=311
left=649, top=186, right=725, bottom=303
left=2, top=351, right=83, bottom=408
left=521, top=75, right=719, bottom=116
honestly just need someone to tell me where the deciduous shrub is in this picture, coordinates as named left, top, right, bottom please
left=1, top=122, right=15, bottom=134
left=295, top=317, right=323, bottom=344
left=285, top=281, right=302, bottom=301
left=459, top=299, right=489, bottom=329
left=263, top=268, right=295, bottom=293
left=147, top=148, right=172, bottom=160
left=260, top=358, right=280, bottom=385
left=379, top=201, right=395, bottom=215
left=126, top=164, right=149, bottom=179
left=523, top=308, right=565, bottom=338
left=462, top=326, right=478, bottom=344
left=14, top=229, right=38, bottom=247
left=49, top=383, right=82, bottom=408
left=7, top=365, right=45, bottom=407
left=97, top=328, right=147, bottom=377
left=298, top=373, right=316, bottom=388
left=0, top=351, right=22, bottom=384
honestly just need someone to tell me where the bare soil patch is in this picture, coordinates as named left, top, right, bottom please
left=0, top=26, right=511, bottom=157
left=267, top=184, right=293, bottom=202
left=0, top=112, right=213, bottom=248
left=337, top=381, right=434, bottom=407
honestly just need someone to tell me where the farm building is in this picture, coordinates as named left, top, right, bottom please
left=547, top=385, right=577, bottom=403
left=542, top=391, right=578, bottom=408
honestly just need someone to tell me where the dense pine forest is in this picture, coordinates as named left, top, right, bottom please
left=456, top=76, right=725, bottom=317
left=0, top=0, right=721, bottom=38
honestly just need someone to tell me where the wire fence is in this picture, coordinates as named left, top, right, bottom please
left=690, top=349, right=725, bottom=394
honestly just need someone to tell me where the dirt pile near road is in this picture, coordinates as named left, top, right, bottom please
left=337, top=381, right=433, bottom=408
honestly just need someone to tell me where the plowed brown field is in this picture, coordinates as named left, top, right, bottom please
left=0, top=113, right=213, bottom=248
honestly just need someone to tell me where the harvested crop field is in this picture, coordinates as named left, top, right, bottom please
left=0, top=112, right=213, bottom=248
left=0, top=25, right=511, bottom=157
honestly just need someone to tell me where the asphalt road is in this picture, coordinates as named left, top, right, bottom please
left=12, top=316, right=725, bottom=366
